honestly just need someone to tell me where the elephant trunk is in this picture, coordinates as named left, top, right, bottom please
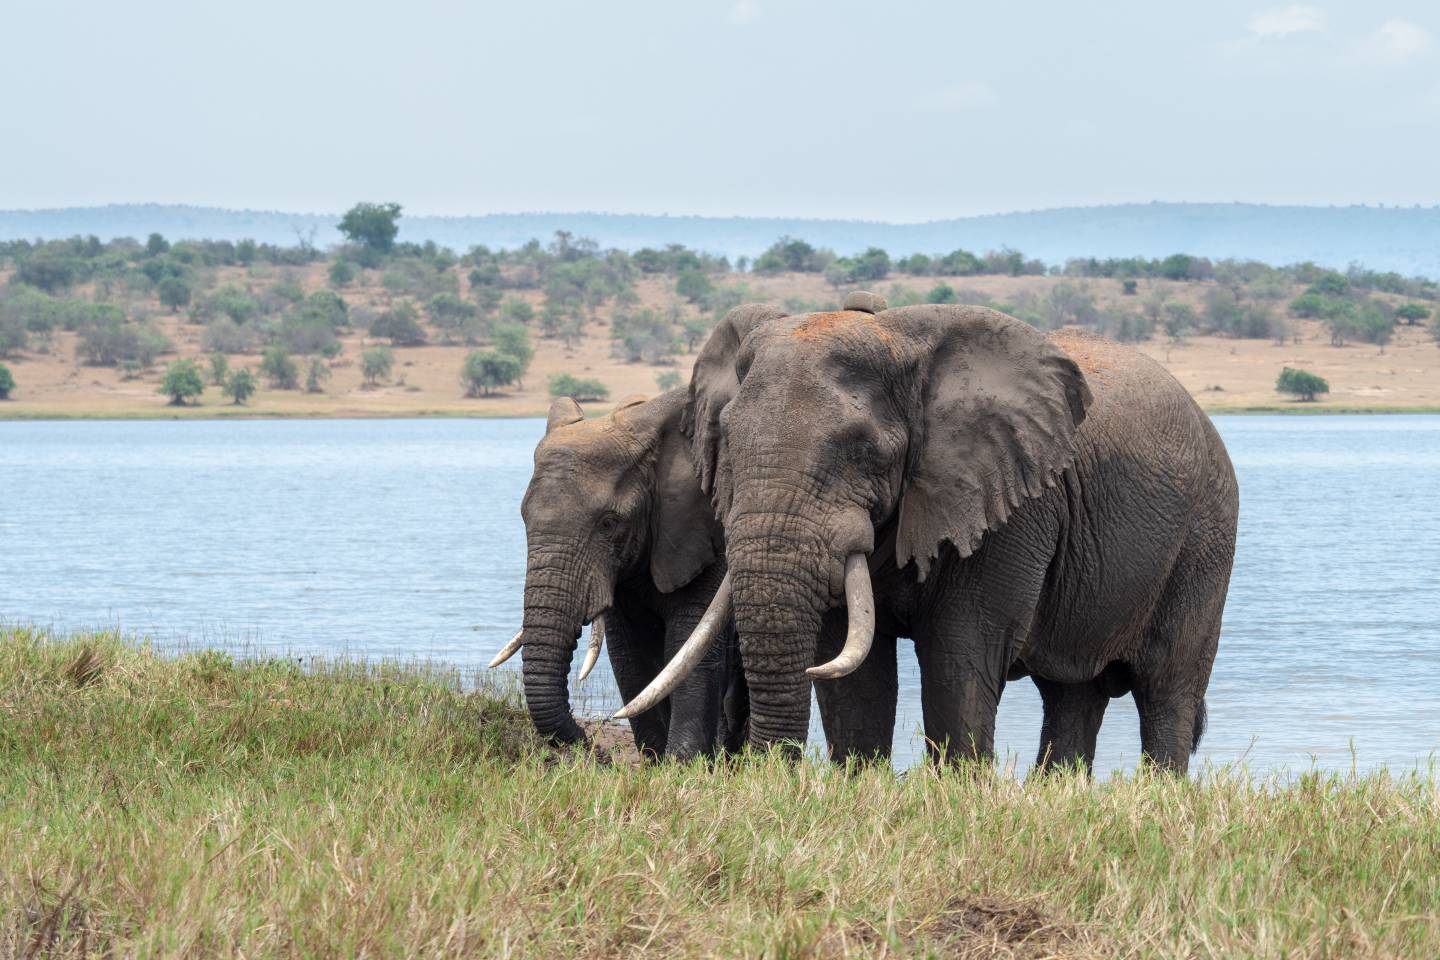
left=725, top=514, right=839, bottom=751
left=518, top=541, right=607, bottom=745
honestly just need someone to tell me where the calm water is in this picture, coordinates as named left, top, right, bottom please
left=3, top=416, right=1438, bottom=773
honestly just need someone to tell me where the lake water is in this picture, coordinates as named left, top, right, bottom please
left=3, top=415, right=1438, bottom=774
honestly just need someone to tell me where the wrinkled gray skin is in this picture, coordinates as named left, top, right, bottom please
left=686, top=302, right=1238, bottom=771
left=519, top=390, right=745, bottom=760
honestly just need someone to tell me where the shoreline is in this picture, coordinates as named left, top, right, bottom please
left=5, top=404, right=1440, bottom=422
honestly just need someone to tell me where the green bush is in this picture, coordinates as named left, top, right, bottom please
left=675, top=270, right=713, bottom=304
left=1394, top=303, right=1430, bottom=325
left=79, top=322, right=171, bottom=367
left=337, top=202, right=402, bottom=253
left=548, top=373, right=609, bottom=402
left=361, top=346, right=394, bottom=386
left=201, top=318, right=261, bottom=354
left=655, top=370, right=682, bottom=392
left=491, top=321, right=533, bottom=380
left=299, top=290, right=349, bottom=329
left=461, top=349, right=522, bottom=397
left=369, top=303, right=426, bottom=346
left=157, top=276, right=191, bottom=313
left=260, top=347, right=300, bottom=389
left=208, top=352, right=229, bottom=386
left=158, top=358, right=205, bottom=406
left=277, top=314, right=341, bottom=357
left=305, top=358, right=331, bottom=394
left=223, top=367, right=258, bottom=405
left=499, top=298, right=535, bottom=326
left=1288, top=292, right=1327, bottom=319
left=612, top=308, right=678, bottom=364
left=1276, top=366, right=1329, bottom=401
left=926, top=283, right=958, bottom=304
left=0, top=362, right=14, bottom=399
left=426, top=292, right=478, bottom=341
left=328, top=260, right=356, bottom=288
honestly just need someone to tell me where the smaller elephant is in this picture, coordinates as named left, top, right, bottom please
left=494, top=390, right=745, bottom=760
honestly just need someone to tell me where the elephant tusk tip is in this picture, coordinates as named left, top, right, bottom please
left=805, top=663, right=855, bottom=680
left=611, top=706, right=635, bottom=721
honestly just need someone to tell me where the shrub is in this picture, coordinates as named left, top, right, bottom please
left=426, top=292, right=478, bottom=341
left=300, top=290, right=349, bottom=329
left=201, top=318, right=261, bottom=354
left=1288, top=292, right=1327, bottom=319
left=328, top=260, right=356, bottom=288
left=198, top=286, right=261, bottom=325
left=675, top=269, right=713, bottom=304
left=223, top=367, right=258, bottom=405
left=612, top=308, right=678, bottom=364
left=491, top=321, right=534, bottom=380
left=14, top=253, right=83, bottom=292
left=1276, top=366, right=1329, bottom=402
left=461, top=349, right=522, bottom=397
left=157, top=276, right=191, bottom=313
left=655, top=370, right=682, bottom=392
left=1163, top=302, right=1196, bottom=341
left=1121, top=279, right=1139, bottom=296
left=79, top=322, right=171, bottom=367
left=499, top=298, right=535, bottom=326
left=1352, top=299, right=1393, bottom=347
left=1395, top=303, right=1430, bottom=325
left=208, top=352, right=229, bottom=386
left=548, top=373, right=609, bottom=402
left=305, top=358, right=331, bottom=394
left=158, top=358, right=205, bottom=406
left=361, top=346, right=394, bottom=386
left=260, top=347, right=299, bottom=389
left=337, top=202, right=402, bottom=253
left=0, top=362, right=13, bottom=399
left=369, top=303, right=426, bottom=346
left=277, top=315, right=341, bottom=357
left=146, top=233, right=169, bottom=256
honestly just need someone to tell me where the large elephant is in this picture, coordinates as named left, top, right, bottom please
left=619, top=296, right=1237, bottom=772
left=495, top=390, right=744, bottom=760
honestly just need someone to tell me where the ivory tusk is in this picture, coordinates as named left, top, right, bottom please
left=577, top=615, right=605, bottom=682
left=805, top=554, right=874, bottom=680
left=487, top=629, right=524, bottom=668
left=613, top=573, right=732, bottom=720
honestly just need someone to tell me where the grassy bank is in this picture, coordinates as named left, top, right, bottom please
left=3, top=628, right=1438, bottom=958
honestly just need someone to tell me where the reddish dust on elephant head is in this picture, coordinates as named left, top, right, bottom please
left=791, top=310, right=894, bottom=345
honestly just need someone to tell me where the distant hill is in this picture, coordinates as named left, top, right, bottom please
left=3, top=202, right=1439, bottom=276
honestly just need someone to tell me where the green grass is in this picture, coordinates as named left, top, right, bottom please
left=3, top=626, right=1438, bottom=958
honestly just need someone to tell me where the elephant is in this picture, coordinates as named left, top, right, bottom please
left=618, top=295, right=1238, bottom=773
left=494, top=389, right=745, bottom=760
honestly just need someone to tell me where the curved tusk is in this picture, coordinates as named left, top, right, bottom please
left=806, top=554, right=875, bottom=680
left=577, top=615, right=605, bottom=682
left=487, top=629, right=524, bottom=668
left=613, top=573, right=732, bottom=720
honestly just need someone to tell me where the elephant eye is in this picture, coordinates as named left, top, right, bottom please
left=595, top=514, right=622, bottom=537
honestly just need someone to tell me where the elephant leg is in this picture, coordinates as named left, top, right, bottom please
left=1131, top=541, right=1230, bottom=774
left=658, top=610, right=727, bottom=761
left=1032, top=676, right=1109, bottom=774
left=603, top=610, right=670, bottom=761
left=812, top=608, right=897, bottom=766
left=912, top=617, right=1010, bottom=766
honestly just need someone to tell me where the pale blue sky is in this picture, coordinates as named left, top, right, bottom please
left=3, top=1, right=1437, bottom=220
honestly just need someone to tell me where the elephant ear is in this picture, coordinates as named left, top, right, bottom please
left=893, top=305, right=1092, bottom=580
left=617, top=391, right=719, bottom=593
left=682, top=303, right=787, bottom=497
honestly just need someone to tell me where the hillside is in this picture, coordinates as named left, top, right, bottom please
left=3, top=265, right=1438, bottom=419
left=5, top=202, right=1440, bottom=276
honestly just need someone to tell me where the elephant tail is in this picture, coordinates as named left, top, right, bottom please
left=1191, top=699, right=1208, bottom=754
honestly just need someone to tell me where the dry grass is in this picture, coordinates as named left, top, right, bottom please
left=2, top=626, right=1438, bottom=958
left=2, top=268, right=1438, bottom=420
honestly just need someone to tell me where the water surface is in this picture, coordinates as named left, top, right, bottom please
left=3, top=415, right=1437, bottom=773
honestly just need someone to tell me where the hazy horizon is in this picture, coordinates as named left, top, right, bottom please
left=4, top=1, right=1438, bottom=220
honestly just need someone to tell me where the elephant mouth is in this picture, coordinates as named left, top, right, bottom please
left=612, top=553, right=875, bottom=720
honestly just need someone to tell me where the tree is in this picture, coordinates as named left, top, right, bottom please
left=337, top=202, right=402, bottom=253
left=655, top=369, right=682, bottom=391
left=157, top=276, right=191, bottom=313
left=0, top=362, right=14, bottom=399
left=223, top=367, right=258, bottom=405
left=1395, top=303, right=1430, bottom=325
left=208, top=352, right=229, bottom=386
left=158, top=358, right=205, bottom=406
left=1163, top=302, right=1196, bottom=342
left=369, top=302, right=427, bottom=346
left=305, top=358, right=331, bottom=394
left=146, top=233, right=169, bottom=256
left=491, top=321, right=534, bottom=381
left=1276, top=366, right=1329, bottom=402
left=548, top=373, right=609, bottom=402
left=461, top=349, right=523, bottom=396
left=426, top=292, right=477, bottom=341
left=927, top=283, right=958, bottom=304
left=260, top=347, right=299, bottom=389
left=499, top=298, right=535, bottom=326
left=361, top=346, right=394, bottom=386
left=675, top=269, right=713, bottom=304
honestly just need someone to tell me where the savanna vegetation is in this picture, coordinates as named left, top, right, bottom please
left=3, top=626, right=1438, bottom=958
left=2, top=202, right=1439, bottom=417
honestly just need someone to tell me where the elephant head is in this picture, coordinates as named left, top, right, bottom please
left=617, top=297, right=1091, bottom=750
left=500, top=390, right=720, bottom=745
